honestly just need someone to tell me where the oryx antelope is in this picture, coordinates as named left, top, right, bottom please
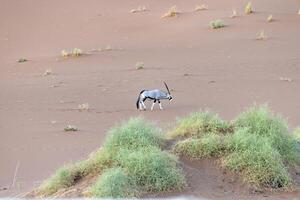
left=136, top=82, right=173, bottom=110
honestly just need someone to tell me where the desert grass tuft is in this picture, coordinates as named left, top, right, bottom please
left=256, top=30, right=267, bottom=40
left=267, top=15, right=273, bottom=22
left=293, top=128, right=300, bottom=142
left=209, top=19, right=225, bottom=29
left=90, top=168, right=139, bottom=198
left=223, top=128, right=292, bottom=188
left=38, top=166, right=76, bottom=195
left=18, top=58, right=27, bottom=63
left=104, top=117, right=164, bottom=153
left=194, top=4, right=208, bottom=11
left=135, top=61, right=144, bottom=70
left=115, top=147, right=186, bottom=192
left=245, top=2, right=253, bottom=14
left=168, top=111, right=231, bottom=139
left=161, top=6, right=178, bottom=18
left=174, top=133, right=224, bottom=159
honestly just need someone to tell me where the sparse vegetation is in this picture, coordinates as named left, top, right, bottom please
left=293, top=128, right=300, bottom=142
left=267, top=15, right=273, bottom=22
left=245, top=2, right=253, bottom=14
left=135, top=61, right=144, bottom=70
left=231, top=9, right=237, bottom=18
left=168, top=111, right=231, bottom=139
left=18, top=58, right=27, bottom=63
left=194, top=4, right=208, bottom=11
left=78, top=103, right=89, bottom=111
left=161, top=6, right=178, bottom=18
left=172, top=105, right=299, bottom=189
left=130, top=5, right=147, bottom=13
left=209, top=19, right=225, bottom=29
left=61, top=50, right=69, bottom=58
left=39, top=117, right=185, bottom=197
left=42, top=69, right=52, bottom=76
left=298, top=9, right=300, bottom=15
left=257, top=30, right=267, bottom=40
left=90, top=168, right=138, bottom=198
left=64, top=125, right=79, bottom=132
left=72, top=48, right=82, bottom=56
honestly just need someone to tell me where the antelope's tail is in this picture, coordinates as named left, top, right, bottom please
left=136, top=90, right=145, bottom=109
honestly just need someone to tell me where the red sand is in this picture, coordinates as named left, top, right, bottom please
left=1, top=0, right=300, bottom=198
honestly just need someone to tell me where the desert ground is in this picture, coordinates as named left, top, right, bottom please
left=0, top=0, right=300, bottom=199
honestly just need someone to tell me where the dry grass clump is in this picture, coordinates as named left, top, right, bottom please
left=267, top=15, right=273, bottom=22
left=135, top=62, right=144, bottom=70
left=245, top=2, right=253, bottom=14
left=60, top=48, right=83, bottom=58
left=256, top=30, right=267, bottom=40
left=172, top=105, right=300, bottom=189
left=194, top=4, right=208, bottom=11
left=130, top=5, right=147, bottom=13
left=18, top=58, right=27, bottom=63
left=161, top=6, right=178, bottom=18
left=230, top=9, right=237, bottom=18
left=78, top=103, right=89, bottom=111
left=64, top=125, right=79, bottom=132
left=209, top=19, right=225, bottom=29
left=42, top=69, right=52, bottom=76
left=298, top=9, right=300, bottom=15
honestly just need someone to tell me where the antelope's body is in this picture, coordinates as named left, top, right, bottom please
left=136, top=82, right=172, bottom=110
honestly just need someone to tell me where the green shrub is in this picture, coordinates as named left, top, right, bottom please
left=169, top=111, right=231, bottom=138
left=39, top=166, right=76, bottom=195
left=234, top=105, right=298, bottom=163
left=90, top=168, right=138, bottom=198
left=224, top=128, right=291, bottom=188
left=104, top=117, right=164, bottom=153
left=293, top=128, right=300, bottom=142
left=115, top=147, right=186, bottom=192
left=210, top=19, right=225, bottom=29
left=174, top=133, right=224, bottom=159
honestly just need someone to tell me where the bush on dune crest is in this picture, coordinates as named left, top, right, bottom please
left=169, top=111, right=232, bottom=139
left=39, top=117, right=185, bottom=197
left=172, top=105, right=299, bottom=189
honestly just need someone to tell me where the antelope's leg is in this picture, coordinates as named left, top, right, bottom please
left=142, top=98, right=147, bottom=110
left=158, top=100, right=163, bottom=110
left=151, top=99, right=157, bottom=111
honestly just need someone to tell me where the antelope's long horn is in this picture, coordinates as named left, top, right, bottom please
left=163, top=81, right=171, bottom=94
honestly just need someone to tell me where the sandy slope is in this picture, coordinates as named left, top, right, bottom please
left=0, top=0, right=300, bottom=198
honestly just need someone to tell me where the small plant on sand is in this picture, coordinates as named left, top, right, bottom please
left=135, top=61, right=144, bottom=70
left=267, top=14, right=273, bottom=22
left=161, top=6, right=178, bottom=18
left=194, top=4, right=208, bottom=11
left=130, top=5, right=147, bottom=13
left=256, top=30, right=267, bottom=40
left=78, top=103, right=89, bottom=111
left=230, top=9, right=237, bottom=18
left=64, top=125, right=79, bottom=132
left=61, top=50, right=69, bottom=58
left=18, top=58, right=27, bottom=63
left=42, top=69, right=52, bottom=76
left=245, top=2, right=253, bottom=14
left=209, top=19, right=225, bottom=29
left=72, top=48, right=83, bottom=56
